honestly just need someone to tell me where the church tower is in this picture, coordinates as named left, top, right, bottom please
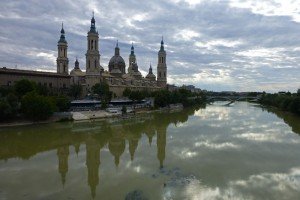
left=128, top=43, right=136, bottom=74
left=57, top=23, right=69, bottom=74
left=157, top=37, right=167, bottom=87
left=85, top=13, right=103, bottom=89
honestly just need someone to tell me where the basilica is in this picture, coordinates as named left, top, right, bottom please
left=0, top=14, right=167, bottom=97
left=63, top=14, right=168, bottom=97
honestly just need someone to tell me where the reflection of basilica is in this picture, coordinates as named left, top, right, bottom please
left=57, top=146, right=69, bottom=186
left=0, top=108, right=197, bottom=198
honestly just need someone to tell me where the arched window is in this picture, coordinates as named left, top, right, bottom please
left=91, top=40, right=93, bottom=50
left=95, top=40, right=97, bottom=50
left=162, top=57, right=164, bottom=63
left=94, top=60, right=97, bottom=68
left=64, top=49, right=66, bottom=57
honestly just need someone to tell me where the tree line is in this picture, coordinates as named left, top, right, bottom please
left=122, top=88, right=206, bottom=108
left=0, top=79, right=71, bottom=121
left=259, top=92, right=300, bottom=115
left=0, top=79, right=207, bottom=122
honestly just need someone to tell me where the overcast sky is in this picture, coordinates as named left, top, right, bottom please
left=0, top=0, right=300, bottom=92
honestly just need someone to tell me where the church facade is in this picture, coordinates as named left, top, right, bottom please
left=0, top=14, right=167, bottom=97
left=68, top=14, right=168, bottom=97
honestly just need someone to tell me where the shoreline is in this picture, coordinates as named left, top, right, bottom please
left=0, top=106, right=183, bottom=128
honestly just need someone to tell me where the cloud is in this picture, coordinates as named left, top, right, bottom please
left=0, top=0, right=300, bottom=92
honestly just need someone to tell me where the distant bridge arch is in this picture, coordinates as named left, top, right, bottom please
left=207, top=96, right=260, bottom=106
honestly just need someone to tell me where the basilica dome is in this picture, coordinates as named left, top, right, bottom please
left=108, top=42, right=126, bottom=74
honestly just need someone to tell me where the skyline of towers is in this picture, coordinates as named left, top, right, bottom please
left=57, top=13, right=167, bottom=89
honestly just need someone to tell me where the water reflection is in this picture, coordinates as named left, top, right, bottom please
left=263, top=107, right=300, bottom=135
left=1, top=103, right=300, bottom=199
left=0, top=107, right=197, bottom=198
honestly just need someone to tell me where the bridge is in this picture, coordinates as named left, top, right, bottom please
left=207, top=96, right=260, bottom=106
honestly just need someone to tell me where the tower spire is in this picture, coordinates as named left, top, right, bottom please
left=90, top=12, right=96, bottom=33
left=115, top=40, right=120, bottom=56
left=149, top=62, right=153, bottom=74
left=160, top=36, right=164, bottom=52
left=130, top=42, right=135, bottom=55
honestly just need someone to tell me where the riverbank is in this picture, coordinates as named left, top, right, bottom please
left=0, top=104, right=184, bottom=128
left=259, top=93, right=300, bottom=116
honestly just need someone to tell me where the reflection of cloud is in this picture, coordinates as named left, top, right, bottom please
left=194, top=106, right=230, bottom=121
left=235, top=131, right=300, bottom=144
left=195, top=140, right=239, bottom=149
left=175, top=148, right=198, bottom=159
left=164, top=166, right=300, bottom=199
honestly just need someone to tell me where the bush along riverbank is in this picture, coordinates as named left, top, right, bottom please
left=123, top=88, right=207, bottom=109
left=0, top=79, right=71, bottom=122
left=259, top=92, right=300, bottom=115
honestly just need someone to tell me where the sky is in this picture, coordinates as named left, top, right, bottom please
left=0, top=0, right=300, bottom=92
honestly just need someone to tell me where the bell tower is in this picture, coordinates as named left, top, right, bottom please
left=85, top=13, right=103, bottom=89
left=157, top=37, right=167, bottom=87
left=57, top=23, right=69, bottom=74
left=128, top=43, right=136, bottom=74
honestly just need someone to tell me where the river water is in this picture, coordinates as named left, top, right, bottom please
left=0, top=102, right=300, bottom=200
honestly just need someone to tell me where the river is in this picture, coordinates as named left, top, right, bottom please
left=0, top=102, right=300, bottom=200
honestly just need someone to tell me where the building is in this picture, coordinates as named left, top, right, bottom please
left=71, top=14, right=168, bottom=97
left=0, top=67, right=70, bottom=94
left=0, top=14, right=168, bottom=97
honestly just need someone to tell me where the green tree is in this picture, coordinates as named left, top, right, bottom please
left=21, top=92, right=56, bottom=121
left=121, top=105, right=127, bottom=115
left=129, top=91, right=144, bottom=102
left=0, top=99, right=14, bottom=121
left=123, top=88, right=131, bottom=97
left=55, top=95, right=70, bottom=112
left=92, top=82, right=112, bottom=105
left=35, top=84, right=49, bottom=96
left=0, top=86, right=13, bottom=98
left=14, top=79, right=35, bottom=98
left=6, top=93, right=18, bottom=116
left=69, top=84, right=82, bottom=99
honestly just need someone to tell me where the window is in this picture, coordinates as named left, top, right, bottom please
left=91, top=40, right=93, bottom=50
left=164, top=72, right=166, bottom=77
left=159, top=72, right=161, bottom=77
left=49, top=83, right=52, bottom=88
left=64, top=49, right=66, bottom=57
left=95, top=40, right=97, bottom=50
left=95, top=60, right=97, bottom=68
